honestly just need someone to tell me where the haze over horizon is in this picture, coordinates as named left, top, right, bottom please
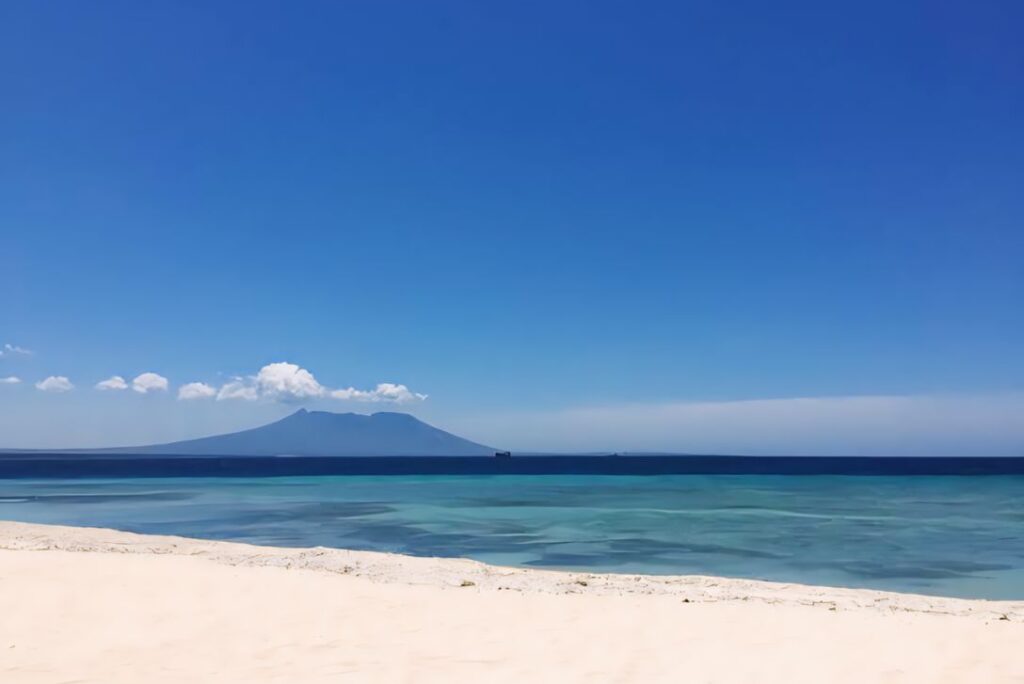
left=2, top=2, right=1022, bottom=455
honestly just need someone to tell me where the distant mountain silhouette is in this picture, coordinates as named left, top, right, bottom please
left=104, top=410, right=495, bottom=457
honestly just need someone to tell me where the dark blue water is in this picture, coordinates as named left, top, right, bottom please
left=2, top=455, right=1023, bottom=477
left=2, top=473, right=1023, bottom=599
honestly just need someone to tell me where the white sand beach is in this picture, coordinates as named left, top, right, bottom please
left=1, top=521, right=1022, bottom=683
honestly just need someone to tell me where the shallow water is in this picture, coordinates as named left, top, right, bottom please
left=2, top=474, right=1023, bottom=599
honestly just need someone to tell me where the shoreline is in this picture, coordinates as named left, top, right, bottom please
left=1, top=520, right=1021, bottom=619
left=3, top=520, right=1023, bottom=682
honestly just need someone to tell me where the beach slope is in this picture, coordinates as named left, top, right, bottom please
left=1, top=521, right=1021, bottom=683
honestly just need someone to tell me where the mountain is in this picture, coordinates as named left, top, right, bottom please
left=104, top=410, right=495, bottom=457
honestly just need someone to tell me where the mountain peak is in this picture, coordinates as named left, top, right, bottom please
left=114, top=409, right=494, bottom=457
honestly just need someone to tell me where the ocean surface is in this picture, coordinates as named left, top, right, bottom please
left=2, top=473, right=1023, bottom=599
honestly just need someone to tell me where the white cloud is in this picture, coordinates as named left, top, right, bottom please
left=0, top=376, right=21, bottom=385
left=95, top=375, right=128, bottom=391
left=255, top=362, right=325, bottom=401
left=0, top=343, right=32, bottom=357
left=331, top=382, right=428, bottom=403
left=217, top=378, right=260, bottom=401
left=213, top=362, right=427, bottom=404
left=178, top=382, right=217, bottom=400
left=132, top=372, right=169, bottom=394
left=35, top=376, right=74, bottom=392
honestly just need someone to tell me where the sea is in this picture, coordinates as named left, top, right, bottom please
left=2, top=456, right=1023, bottom=600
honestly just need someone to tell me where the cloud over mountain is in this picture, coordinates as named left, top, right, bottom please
left=255, top=362, right=325, bottom=401
left=213, top=362, right=426, bottom=405
left=95, top=376, right=128, bottom=391
left=217, top=379, right=259, bottom=401
left=331, top=383, right=427, bottom=403
left=132, top=373, right=169, bottom=394
left=35, top=376, right=73, bottom=392
left=22, top=361, right=426, bottom=406
left=178, top=382, right=217, bottom=400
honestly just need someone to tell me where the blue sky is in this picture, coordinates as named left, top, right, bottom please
left=1, top=1, right=1022, bottom=453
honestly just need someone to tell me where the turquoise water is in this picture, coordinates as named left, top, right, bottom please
left=2, top=474, right=1023, bottom=599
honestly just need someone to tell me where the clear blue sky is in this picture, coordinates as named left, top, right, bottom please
left=2, top=1, right=1022, bottom=453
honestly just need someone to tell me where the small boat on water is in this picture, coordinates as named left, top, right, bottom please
left=494, top=450, right=512, bottom=459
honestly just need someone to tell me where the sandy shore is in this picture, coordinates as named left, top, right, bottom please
left=1, top=521, right=1022, bottom=683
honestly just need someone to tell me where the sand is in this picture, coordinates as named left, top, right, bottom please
left=1, top=521, right=1022, bottom=683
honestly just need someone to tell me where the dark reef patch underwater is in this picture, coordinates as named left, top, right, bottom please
left=2, top=471, right=1023, bottom=599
